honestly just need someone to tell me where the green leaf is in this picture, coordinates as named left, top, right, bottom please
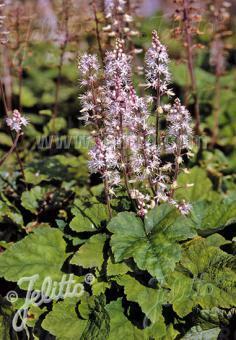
left=190, top=200, right=236, bottom=236
left=170, top=63, right=188, bottom=87
left=105, top=298, right=145, bottom=340
left=107, top=257, right=130, bottom=277
left=80, top=295, right=110, bottom=340
left=0, top=193, right=23, bottom=226
left=161, top=324, right=179, bottom=340
left=21, top=186, right=46, bottom=214
left=92, top=281, right=111, bottom=296
left=45, top=117, right=67, bottom=133
left=175, top=167, right=212, bottom=202
left=198, top=307, right=228, bottom=328
left=108, top=204, right=196, bottom=280
left=70, top=198, right=108, bottom=233
left=206, top=234, right=231, bottom=247
left=70, top=234, right=106, bottom=270
left=39, top=109, right=52, bottom=116
left=0, top=133, right=13, bottom=147
left=24, top=168, right=48, bottom=185
left=115, top=274, right=166, bottom=332
left=42, top=298, right=87, bottom=339
left=0, top=297, right=13, bottom=340
left=168, top=239, right=236, bottom=317
left=20, top=86, right=38, bottom=107
left=183, top=326, right=220, bottom=339
left=0, top=227, right=67, bottom=290
left=26, top=304, right=47, bottom=328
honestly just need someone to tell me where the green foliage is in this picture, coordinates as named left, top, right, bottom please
left=115, top=274, right=166, bottom=330
left=168, top=239, right=236, bottom=317
left=106, top=299, right=144, bottom=339
left=0, top=193, right=23, bottom=226
left=70, top=234, right=107, bottom=270
left=190, top=199, right=236, bottom=235
left=108, top=204, right=196, bottom=280
left=70, top=198, right=108, bottom=233
left=21, top=186, right=46, bottom=214
left=42, top=298, right=87, bottom=339
left=0, top=227, right=67, bottom=290
left=175, top=167, right=213, bottom=202
left=183, top=326, right=220, bottom=339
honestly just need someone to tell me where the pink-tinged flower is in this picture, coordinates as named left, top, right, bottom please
left=6, top=110, right=29, bottom=132
left=166, top=98, right=192, bottom=153
left=178, top=201, right=192, bottom=215
left=145, top=30, right=172, bottom=96
left=79, top=53, right=99, bottom=77
left=103, top=0, right=138, bottom=42
left=104, top=0, right=116, bottom=18
left=79, top=34, right=194, bottom=215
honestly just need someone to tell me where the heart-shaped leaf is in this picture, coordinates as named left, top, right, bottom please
left=108, top=204, right=196, bottom=280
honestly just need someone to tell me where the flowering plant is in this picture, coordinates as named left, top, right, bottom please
left=0, top=2, right=235, bottom=339
left=79, top=32, right=193, bottom=217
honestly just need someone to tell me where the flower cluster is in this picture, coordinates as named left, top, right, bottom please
left=78, top=53, right=102, bottom=125
left=0, top=1, right=8, bottom=45
left=208, top=0, right=231, bottom=76
left=172, top=0, right=203, bottom=43
left=79, top=32, right=193, bottom=216
left=103, top=0, right=139, bottom=43
left=6, top=110, right=28, bottom=132
left=166, top=98, right=192, bottom=154
left=145, top=31, right=172, bottom=96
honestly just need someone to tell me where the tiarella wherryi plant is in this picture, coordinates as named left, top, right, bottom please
left=0, top=2, right=236, bottom=338
left=79, top=32, right=193, bottom=217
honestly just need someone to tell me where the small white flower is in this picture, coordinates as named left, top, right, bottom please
left=178, top=201, right=192, bottom=215
left=6, top=110, right=29, bottom=132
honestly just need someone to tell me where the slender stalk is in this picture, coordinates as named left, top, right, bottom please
left=134, top=98, right=156, bottom=196
left=170, top=148, right=181, bottom=199
left=155, top=86, right=161, bottom=146
left=117, top=91, right=137, bottom=210
left=90, top=80, right=112, bottom=218
left=119, top=109, right=133, bottom=202
left=92, top=0, right=104, bottom=67
left=141, top=133, right=156, bottom=196
left=104, top=173, right=112, bottom=219
left=183, top=0, right=200, bottom=135
left=211, top=75, right=220, bottom=146
left=0, top=132, right=22, bottom=166
left=52, top=0, right=69, bottom=133
left=0, top=80, right=26, bottom=181
left=15, top=5, right=33, bottom=112
left=2, top=48, right=12, bottom=111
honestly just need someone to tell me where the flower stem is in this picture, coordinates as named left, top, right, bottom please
left=0, top=80, right=26, bottom=181
left=211, top=74, right=220, bottom=146
left=0, top=132, right=22, bottom=167
left=92, top=0, right=104, bottom=67
left=183, top=0, right=201, bottom=135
